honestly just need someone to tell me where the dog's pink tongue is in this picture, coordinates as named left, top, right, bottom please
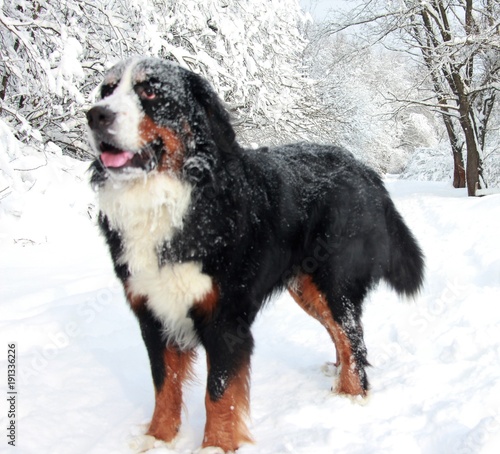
left=100, top=151, right=134, bottom=168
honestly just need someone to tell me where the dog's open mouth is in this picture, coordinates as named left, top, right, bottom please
left=99, top=141, right=159, bottom=172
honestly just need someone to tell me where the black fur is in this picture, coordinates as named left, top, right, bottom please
left=89, top=58, right=424, bottom=404
left=136, top=304, right=169, bottom=391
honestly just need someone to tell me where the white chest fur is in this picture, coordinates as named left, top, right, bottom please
left=99, top=173, right=212, bottom=348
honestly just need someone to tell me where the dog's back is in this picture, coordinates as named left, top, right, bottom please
left=182, top=142, right=424, bottom=303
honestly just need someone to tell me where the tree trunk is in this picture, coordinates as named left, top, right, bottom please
left=450, top=68, right=481, bottom=196
left=466, top=144, right=480, bottom=197
left=441, top=111, right=465, bottom=188
left=460, top=111, right=481, bottom=197
left=453, top=150, right=466, bottom=188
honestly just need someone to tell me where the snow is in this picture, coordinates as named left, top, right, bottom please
left=1, top=132, right=500, bottom=453
left=401, top=147, right=454, bottom=183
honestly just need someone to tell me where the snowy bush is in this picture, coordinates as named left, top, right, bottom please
left=483, top=102, right=500, bottom=188
left=484, top=152, right=500, bottom=189
left=401, top=146, right=453, bottom=183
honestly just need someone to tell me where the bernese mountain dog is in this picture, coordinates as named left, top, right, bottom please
left=87, top=57, right=424, bottom=453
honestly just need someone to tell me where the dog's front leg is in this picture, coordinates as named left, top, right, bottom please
left=148, top=345, right=195, bottom=442
left=132, top=302, right=195, bottom=444
left=200, top=321, right=254, bottom=452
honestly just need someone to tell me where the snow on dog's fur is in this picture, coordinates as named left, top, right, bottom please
left=87, top=57, right=424, bottom=453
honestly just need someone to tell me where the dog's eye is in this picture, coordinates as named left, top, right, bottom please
left=136, top=84, right=157, bottom=101
left=101, top=84, right=117, bottom=99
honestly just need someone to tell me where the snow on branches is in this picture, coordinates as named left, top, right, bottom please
left=0, top=0, right=326, bottom=158
left=321, top=0, right=500, bottom=192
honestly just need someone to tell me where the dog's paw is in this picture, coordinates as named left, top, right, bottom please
left=129, top=434, right=173, bottom=453
left=129, top=434, right=156, bottom=452
left=321, top=361, right=339, bottom=377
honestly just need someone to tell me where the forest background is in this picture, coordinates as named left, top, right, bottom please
left=1, top=0, right=498, bottom=198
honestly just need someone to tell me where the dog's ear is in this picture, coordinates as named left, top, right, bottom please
left=184, top=70, right=237, bottom=154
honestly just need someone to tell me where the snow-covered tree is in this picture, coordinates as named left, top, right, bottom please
left=324, top=0, right=500, bottom=195
left=0, top=0, right=150, bottom=157
left=0, top=0, right=328, bottom=159
left=304, top=31, right=441, bottom=172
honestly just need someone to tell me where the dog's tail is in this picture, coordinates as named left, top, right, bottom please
left=383, top=200, right=425, bottom=298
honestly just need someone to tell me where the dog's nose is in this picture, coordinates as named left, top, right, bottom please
left=86, top=106, right=116, bottom=131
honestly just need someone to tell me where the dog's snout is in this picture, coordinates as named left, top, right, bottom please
left=86, top=106, right=116, bottom=131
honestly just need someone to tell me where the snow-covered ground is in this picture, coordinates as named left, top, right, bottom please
left=1, top=125, right=500, bottom=453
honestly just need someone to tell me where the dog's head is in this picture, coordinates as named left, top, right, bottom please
left=87, top=57, right=236, bottom=185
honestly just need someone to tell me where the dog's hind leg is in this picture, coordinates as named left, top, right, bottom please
left=288, top=274, right=340, bottom=366
left=288, top=274, right=369, bottom=397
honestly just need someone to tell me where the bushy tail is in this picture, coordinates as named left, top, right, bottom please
left=384, top=200, right=425, bottom=297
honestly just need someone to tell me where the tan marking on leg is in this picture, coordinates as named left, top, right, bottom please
left=288, top=275, right=340, bottom=365
left=191, top=285, right=220, bottom=323
left=288, top=275, right=364, bottom=396
left=139, top=115, right=184, bottom=173
left=329, top=321, right=365, bottom=396
left=202, top=359, right=253, bottom=451
left=147, top=347, right=196, bottom=442
left=125, top=283, right=147, bottom=312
